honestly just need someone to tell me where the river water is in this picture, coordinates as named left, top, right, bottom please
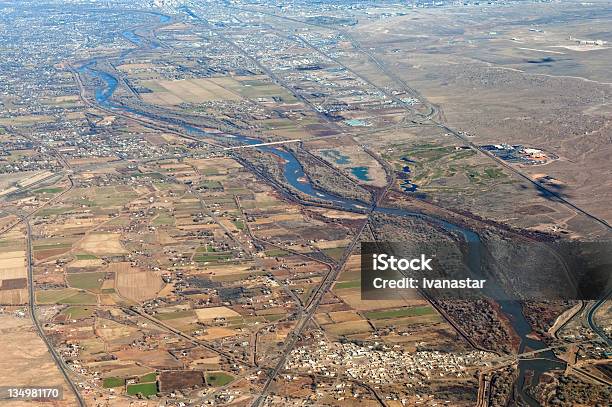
left=76, top=14, right=565, bottom=405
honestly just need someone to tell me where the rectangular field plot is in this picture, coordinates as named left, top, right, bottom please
left=0, top=240, right=27, bottom=304
left=141, top=78, right=241, bottom=105
left=66, top=272, right=106, bottom=293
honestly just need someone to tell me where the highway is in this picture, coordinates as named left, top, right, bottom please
left=548, top=301, right=585, bottom=339
left=587, top=292, right=612, bottom=347
left=25, top=219, right=86, bottom=407
left=250, top=219, right=371, bottom=407
left=0, top=131, right=84, bottom=403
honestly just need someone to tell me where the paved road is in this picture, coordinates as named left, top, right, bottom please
left=587, top=293, right=612, bottom=347
left=549, top=301, right=585, bottom=339
left=25, top=219, right=86, bottom=407
left=250, top=220, right=371, bottom=407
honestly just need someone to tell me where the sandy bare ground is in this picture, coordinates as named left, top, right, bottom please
left=0, top=314, right=76, bottom=406
left=312, top=208, right=368, bottom=220
left=195, top=306, right=240, bottom=322
left=78, top=233, right=126, bottom=255
left=197, top=327, right=238, bottom=340
left=203, top=264, right=253, bottom=276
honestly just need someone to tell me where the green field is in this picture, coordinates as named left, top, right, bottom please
left=61, top=291, right=97, bottom=305
left=33, top=187, right=64, bottom=194
left=263, top=314, right=285, bottom=322
left=139, top=372, right=157, bottom=383
left=155, top=310, right=195, bottom=320
left=322, top=247, right=346, bottom=261
left=196, top=245, right=218, bottom=253
left=392, top=143, right=510, bottom=190
left=334, top=280, right=361, bottom=290
left=126, top=382, right=157, bottom=397
left=483, top=167, right=507, bottom=179
left=106, top=217, right=131, bottom=227
left=37, top=289, right=97, bottom=305
left=33, top=242, right=73, bottom=251
left=206, top=372, right=234, bottom=387
left=66, top=272, right=106, bottom=292
left=61, top=306, right=95, bottom=320
left=264, top=248, right=291, bottom=257
left=130, top=171, right=164, bottom=179
left=364, top=306, right=435, bottom=320
left=193, top=253, right=232, bottom=263
left=37, top=288, right=81, bottom=304
left=103, top=377, right=125, bottom=388
left=0, top=239, right=23, bottom=250
left=68, top=187, right=137, bottom=209
left=153, top=213, right=175, bottom=226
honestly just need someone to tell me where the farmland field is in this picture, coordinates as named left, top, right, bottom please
left=364, top=306, right=435, bottom=320
left=61, top=306, right=95, bottom=320
left=66, top=272, right=106, bottom=292
left=113, top=263, right=164, bottom=302
left=195, top=306, right=241, bottom=322
left=103, top=377, right=125, bottom=388
left=78, top=233, right=126, bottom=255
left=126, top=382, right=158, bottom=397
left=205, top=371, right=234, bottom=387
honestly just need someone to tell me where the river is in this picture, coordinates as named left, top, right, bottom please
left=76, top=13, right=565, bottom=405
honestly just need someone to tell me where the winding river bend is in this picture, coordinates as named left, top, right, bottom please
left=76, top=15, right=564, bottom=405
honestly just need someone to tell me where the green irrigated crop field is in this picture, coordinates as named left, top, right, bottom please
left=126, top=382, right=157, bottom=397
left=322, top=247, right=346, bottom=261
left=36, top=288, right=80, bottom=303
left=153, top=213, right=175, bottom=226
left=193, top=252, right=232, bottom=263
left=264, top=248, right=290, bottom=257
left=61, top=306, right=95, bottom=320
left=61, top=291, right=97, bottom=304
left=33, top=242, right=73, bottom=251
left=139, top=372, right=157, bottom=383
left=103, top=377, right=125, bottom=388
left=334, top=280, right=361, bottom=290
left=155, top=310, right=196, bottom=321
left=66, top=272, right=106, bottom=292
left=37, top=288, right=97, bottom=305
left=33, top=187, right=64, bottom=194
left=206, top=372, right=234, bottom=387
